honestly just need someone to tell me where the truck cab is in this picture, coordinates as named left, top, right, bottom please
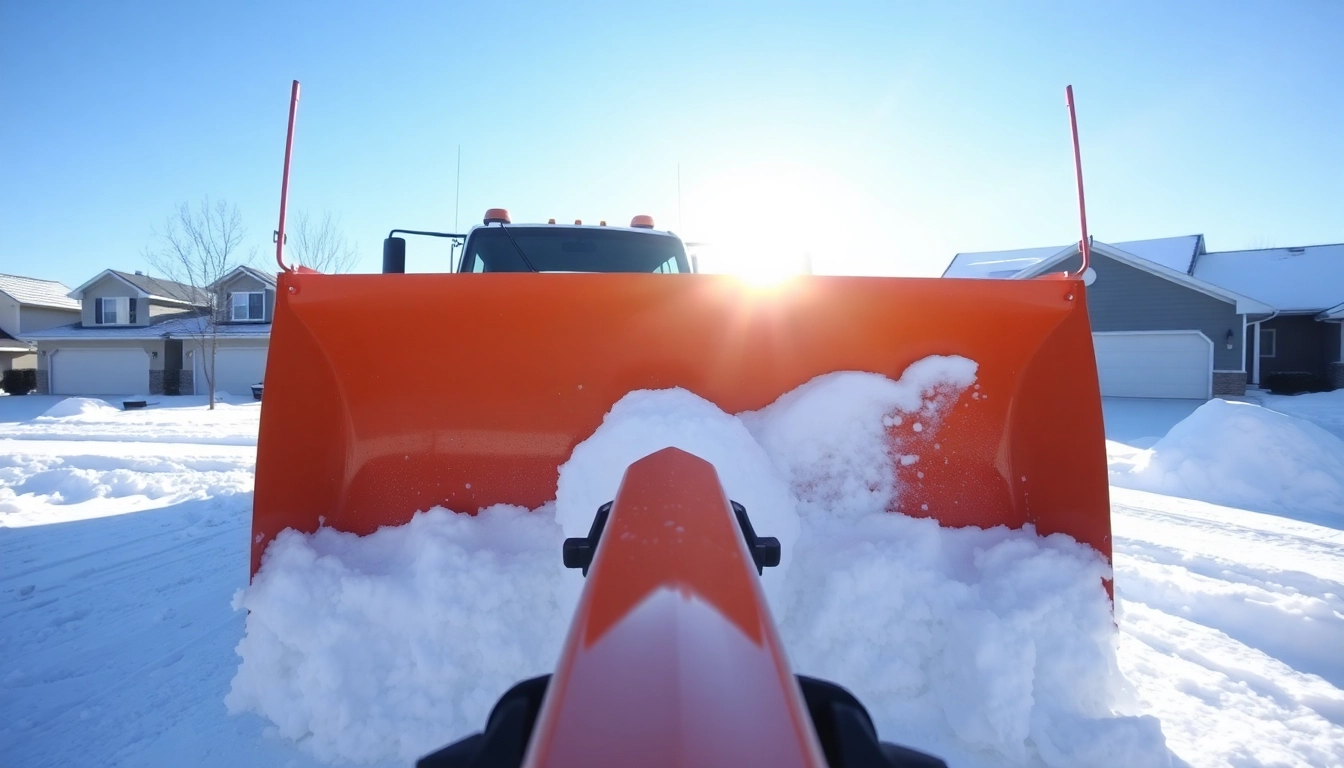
left=382, top=209, right=693, bottom=274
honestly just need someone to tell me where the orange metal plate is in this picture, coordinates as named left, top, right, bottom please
left=252, top=272, right=1109, bottom=575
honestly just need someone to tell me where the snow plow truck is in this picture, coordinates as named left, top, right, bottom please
left=251, top=82, right=1110, bottom=768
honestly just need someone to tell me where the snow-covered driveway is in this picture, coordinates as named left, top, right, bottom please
left=2, top=393, right=1342, bottom=767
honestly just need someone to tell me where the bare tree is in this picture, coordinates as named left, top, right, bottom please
left=288, top=210, right=359, bottom=273
left=145, top=198, right=256, bottom=410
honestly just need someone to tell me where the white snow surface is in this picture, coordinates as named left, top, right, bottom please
left=3, top=389, right=1343, bottom=768
left=1109, top=398, right=1344, bottom=526
left=1192, top=242, right=1344, bottom=312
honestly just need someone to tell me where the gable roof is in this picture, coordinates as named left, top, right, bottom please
left=211, top=265, right=278, bottom=289
left=945, top=235, right=1205, bottom=279
left=0, top=273, right=81, bottom=311
left=941, top=244, right=1073, bottom=278
left=1014, top=241, right=1274, bottom=315
left=70, top=269, right=210, bottom=306
left=1192, top=243, right=1344, bottom=313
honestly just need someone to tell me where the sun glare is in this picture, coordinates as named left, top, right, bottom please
left=687, top=165, right=857, bottom=280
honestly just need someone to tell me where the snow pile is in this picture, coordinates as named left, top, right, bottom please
left=555, top=386, right=800, bottom=605
left=781, top=514, right=1164, bottom=767
left=1110, top=399, right=1344, bottom=524
left=1258, top=389, right=1344, bottom=442
left=0, top=448, right=256, bottom=523
left=39, top=397, right=119, bottom=418
left=226, top=505, right=574, bottom=764
left=0, top=396, right=261, bottom=445
left=230, top=356, right=1171, bottom=766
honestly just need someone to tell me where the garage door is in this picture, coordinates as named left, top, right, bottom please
left=52, top=349, right=150, bottom=396
left=1093, top=332, right=1211, bottom=399
left=209, top=347, right=269, bottom=397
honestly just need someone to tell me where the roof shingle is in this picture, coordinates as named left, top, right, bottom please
left=0, top=274, right=81, bottom=310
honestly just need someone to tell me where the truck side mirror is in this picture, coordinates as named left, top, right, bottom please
left=383, top=237, right=407, bottom=274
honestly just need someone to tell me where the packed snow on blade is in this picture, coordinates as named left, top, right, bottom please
left=229, top=358, right=1171, bottom=767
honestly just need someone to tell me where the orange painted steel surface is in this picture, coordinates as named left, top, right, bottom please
left=522, top=447, right=826, bottom=768
left=251, top=272, right=1110, bottom=576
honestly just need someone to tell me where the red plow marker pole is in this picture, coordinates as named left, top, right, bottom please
left=1066, top=84, right=1091, bottom=277
left=275, top=80, right=301, bottom=272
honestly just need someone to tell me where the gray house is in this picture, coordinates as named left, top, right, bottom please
left=944, top=235, right=1344, bottom=399
left=0, top=274, right=83, bottom=372
left=21, top=266, right=275, bottom=397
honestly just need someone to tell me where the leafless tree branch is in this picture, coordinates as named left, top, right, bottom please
left=288, top=210, right=359, bottom=273
left=144, top=197, right=256, bottom=409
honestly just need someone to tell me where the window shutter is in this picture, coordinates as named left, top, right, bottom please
left=94, top=298, right=103, bottom=325
left=129, top=298, right=138, bottom=324
left=249, top=293, right=263, bottom=320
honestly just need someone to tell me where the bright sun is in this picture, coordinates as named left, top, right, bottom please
left=685, top=164, right=864, bottom=283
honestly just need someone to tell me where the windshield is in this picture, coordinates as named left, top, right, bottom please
left=461, top=227, right=689, bottom=273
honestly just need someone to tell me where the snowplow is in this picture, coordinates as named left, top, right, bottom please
left=250, top=82, right=1110, bottom=767
left=252, top=210, right=1110, bottom=575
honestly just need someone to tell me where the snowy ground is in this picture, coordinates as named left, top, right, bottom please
left=2, top=389, right=1343, bottom=767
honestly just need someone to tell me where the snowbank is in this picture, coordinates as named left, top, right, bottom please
left=226, top=505, right=575, bottom=764
left=1110, top=399, right=1344, bottom=524
left=230, top=356, right=1170, bottom=766
left=39, top=397, right=119, bottom=418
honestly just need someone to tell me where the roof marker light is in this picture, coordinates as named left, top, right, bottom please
left=575, top=219, right=582, bottom=225
left=548, top=218, right=556, bottom=224
left=600, top=220, right=607, bottom=226
left=484, top=208, right=511, bottom=225
left=630, top=215, right=655, bottom=229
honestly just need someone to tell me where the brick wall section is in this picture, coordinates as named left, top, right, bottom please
left=149, top=370, right=164, bottom=395
left=1213, top=371, right=1246, bottom=396
left=36, top=369, right=49, bottom=394
left=179, top=369, right=194, bottom=396
left=1330, top=362, right=1344, bottom=391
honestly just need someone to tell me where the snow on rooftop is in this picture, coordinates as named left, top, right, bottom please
left=19, top=314, right=270, bottom=340
left=944, top=235, right=1203, bottom=279
left=1110, top=235, right=1203, bottom=274
left=1194, top=243, right=1344, bottom=312
left=942, top=245, right=1068, bottom=278
left=0, top=273, right=80, bottom=310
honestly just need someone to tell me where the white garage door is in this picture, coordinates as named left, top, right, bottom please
left=209, top=347, right=269, bottom=397
left=52, top=349, right=150, bottom=396
left=1093, top=332, right=1211, bottom=399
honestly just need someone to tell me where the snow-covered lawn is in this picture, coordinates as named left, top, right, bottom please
left=2, top=389, right=1342, bottom=767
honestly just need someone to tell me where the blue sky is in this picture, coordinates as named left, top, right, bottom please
left=2, top=0, right=1341, bottom=287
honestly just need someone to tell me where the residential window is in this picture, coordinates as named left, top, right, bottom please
left=231, top=292, right=265, bottom=321
left=1259, top=328, right=1276, bottom=358
left=94, top=297, right=133, bottom=325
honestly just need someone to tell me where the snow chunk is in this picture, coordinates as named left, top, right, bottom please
left=1110, top=399, right=1344, bottom=524
left=39, top=397, right=119, bottom=418
left=739, top=357, right=975, bottom=520
left=555, top=387, right=799, bottom=602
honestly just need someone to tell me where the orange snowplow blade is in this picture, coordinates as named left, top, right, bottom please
left=252, top=272, right=1109, bottom=576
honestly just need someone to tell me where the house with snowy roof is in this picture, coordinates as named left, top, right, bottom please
left=943, top=236, right=1344, bottom=399
left=20, top=266, right=275, bottom=397
left=0, top=273, right=83, bottom=373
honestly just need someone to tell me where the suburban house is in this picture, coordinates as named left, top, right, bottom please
left=943, top=236, right=1344, bottom=399
left=20, top=266, right=275, bottom=397
left=0, top=274, right=83, bottom=371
